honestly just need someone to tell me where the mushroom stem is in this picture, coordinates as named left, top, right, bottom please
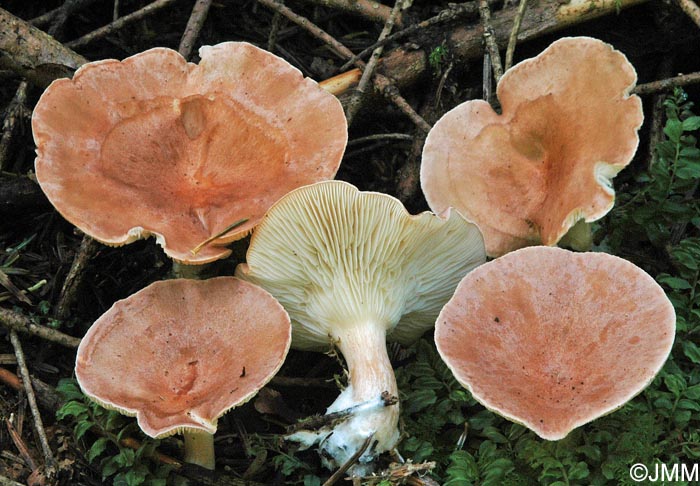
left=182, top=430, right=215, bottom=470
left=323, top=321, right=400, bottom=472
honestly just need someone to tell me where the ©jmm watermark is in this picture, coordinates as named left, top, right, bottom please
left=630, top=463, right=699, bottom=482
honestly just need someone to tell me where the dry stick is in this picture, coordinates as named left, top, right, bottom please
left=633, top=71, right=700, bottom=95
left=257, top=0, right=430, bottom=132
left=65, top=0, right=178, bottom=49
left=337, top=1, right=492, bottom=73
left=478, top=0, right=503, bottom=82
left=0, top=7, right=87, bottom=88
left=5, top=418, right=38, bottom=471
left=676, top=0, right=700, bottom=28
left=178, top=0, right=214, bottom=59
left=30, top=0, right=101, bottom=27
left=302, top=0, right=397, bottom=24
left=0, top=368, right=64, bottom=412
left=0, top=81, right=28, bottom=172
left=9, top=331, right=57, bottom=479
left=322, top=434, right=374, bottom=486
left=323, top=0, right=651, bottom=97
left=345, top=0, right=405, bottom=125
left=56, top=235, right=100, bottom=319
left=0, top=307, right=81, bottom=348
left=0, top=475, right=25, bottom=486
left=267, top=10, right=284, bottom=52
left=504, top=0, right=528, bottom=71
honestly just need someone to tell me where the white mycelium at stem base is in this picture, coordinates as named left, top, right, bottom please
left=236, top=181, right=486, bottom=471
left=317, top=322, right=400, bottom=468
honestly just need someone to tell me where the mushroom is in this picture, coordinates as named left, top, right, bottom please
left=75, top=277, right=291, bottom=469
left=420, top=37, right=643, bottom=257
left=33, top=41, right=347, bottom=264
left=235, top=180, right=485, bottom=472
left=435, top=246, right=676, bottom=440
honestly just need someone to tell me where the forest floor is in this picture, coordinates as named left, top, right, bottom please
left=1, top=0, right=700, bottom=485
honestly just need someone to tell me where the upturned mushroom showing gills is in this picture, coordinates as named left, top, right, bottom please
left=421, top=37, right=643, bottom=257
left=236, top=180, right=486, bottom=472
left=75, top=277, right=291, bottom=469
left=33, top=41, right=347, bottom=264
left=435, top=246, right=676, bottom=440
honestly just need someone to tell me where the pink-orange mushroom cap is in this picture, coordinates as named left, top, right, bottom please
left=421, top=37, right=643, bottom=257
left=75, top=277, right=291, bottom=466
left=33, top=42, right=347, bottom=264
left=435, top=246, right=675, bottom=440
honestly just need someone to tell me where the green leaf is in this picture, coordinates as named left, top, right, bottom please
left=303, top=475, right=321, bottom=486
left=665, top=373, right=687, bottom=397
left=115, top=448, right=135, bottom=468
left=74, top=420, right=94, bottom=441
left=57, top=400, right=89, bottom=421
left=684, top=384, right=700, bottom=399
left=101, top=456, right=121, bottom=479
left=87, top=437, right=110, bottom=463
left=683, top=341, right=700, bottom=364
left=657, top=275, right=692, bottom=290
left=665, top=118, right=683, bottom=143
left=682, top=116, right=700, bottom=131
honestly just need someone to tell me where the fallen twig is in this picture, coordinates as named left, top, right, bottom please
left=65, top=0, right=178, bottom=49
left=0, top=474, right=25, bottom=486
left=337, top=1, right=496, bottom=73
left=0, top=7, right=86, bottom=87
left=676, top=0, right=700, bottom=28
left=0, top=367, right=64, bottom=411
left=5, top=418, right=38, bottom=471
left=346, top=0, right=405, bottom=125
left=0, top=80, right=28, bottom=172
left=10, top=330, right=57, bottom=480
left=302, top=0, right=397, bottom=25
left=257, top=0, right=430, bottom=132
left=178, top=0, right=214, bottom=59
left=0, top=307, right=81, bottom=348
left=56, top=235, right=100, bottom=319
left=322, top=434, right=374, bottom=485
left=504, top=0, right=528, bottom=70
left=633, top=70, right=700, bottom=95
left=478, top=0, right=504, bottom=82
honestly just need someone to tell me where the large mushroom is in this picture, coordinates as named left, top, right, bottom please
left=33, top=41, right=347, bottom=264
left=75, top=277, right=291, bottom=469
left=236, top=180, right=485, bottom=472
left=421, top=37, right=643, bottom=257
left=435, top=246, right=676, bottom=440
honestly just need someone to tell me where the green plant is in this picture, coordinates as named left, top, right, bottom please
left=56, top=379, right=172, bottom=486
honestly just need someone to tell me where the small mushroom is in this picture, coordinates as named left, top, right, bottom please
left=236, top=180, right=485, bottom=472
left=435, top=246, right=676, bottom=440
left=75, top=277, right=291, bottom=469
left=421, top=37, right=643, bottom=257
left=33, top=42, right=347, bottom=264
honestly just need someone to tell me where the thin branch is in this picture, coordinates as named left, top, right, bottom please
left=257, top=0, right=430, bottom=132
left=10, top=331, right=57, bottom=479
left=0, top=81, right=28, bottom=172
left=676, top=0, right=700, bottom=28
left=348, top=133, right=413, bottom=146
left=478, top=0, right=503, bottom=82
left=65, top=0, right=178, bottom=49
left=0, top=307, right=81, bottom=348
left=633, top=71, right=700, bottom=95
left=346, top=0, right=405, bottom=125
left=56, top=235, right=100, bottom=319
left=178, top=0, right=214, bottom=59
left=337, top=1, right=491, bottom=73
left=302, top=0, right=397, bottom=24
left=504, top=0, right=528, bottom=71
left=322, top=434, right=374, bottom=485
